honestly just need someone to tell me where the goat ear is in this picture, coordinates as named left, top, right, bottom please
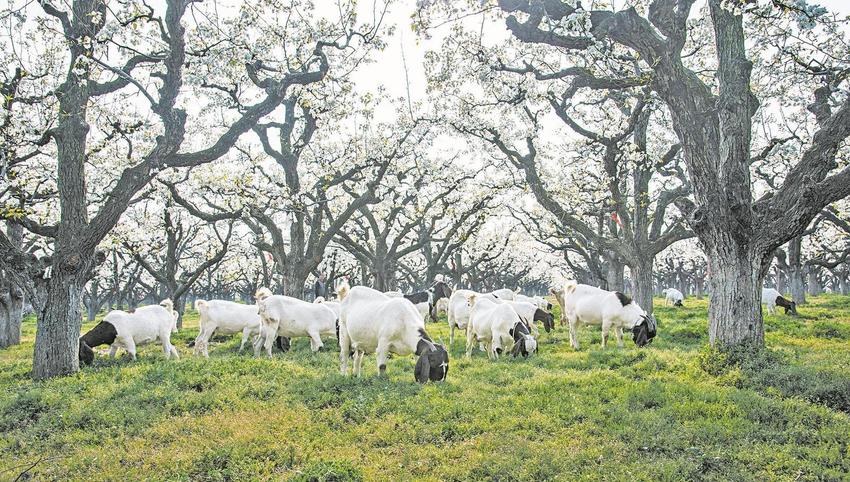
left=415, top=354, right=431, bottom=383
left=78, top=340, right=94, bottom=365
left=511, top=340, right=523, bottom=358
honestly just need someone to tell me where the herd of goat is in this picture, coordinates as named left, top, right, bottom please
left=78, top=280, right=802, bottom=383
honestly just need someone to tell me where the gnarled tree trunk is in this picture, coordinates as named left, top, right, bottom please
left=629, top=259, right=654, bottom=314
left=33, top=251, right=93, bottom=379
left=706, top=241, right=768, bottom=348
left=0, top=221, right=24, bottom=348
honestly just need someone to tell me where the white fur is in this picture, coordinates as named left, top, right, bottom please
left=336, top=279, right=351, bottom=300
left=447, top=289, right=543, bottom=345
left=466, top=297, right=536, bottom=360
left=338, top=286, right=426, bottom=377
left=762, top=288, right=782, bottom=315
left=662, top=288, right=684, bottom=306
left=435, top=297, right=449, bottom=317
left=254, top=289, right=338, bottom=355
left=491, top=288, right=517, bottom=300
left=561, top=281, right=648, bottom=350
left=102, top=302, right=179, bottom=360
left=384, top=290, right=430, bottom=320
left=314, top=296, right=342, bottom=318
left=159, top=299, right=179, bottom=333
left=193, top=299, right=262, bottom=357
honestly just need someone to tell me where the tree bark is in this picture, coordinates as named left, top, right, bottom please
left=788, top=236, right=806, bottom=304
left=605, top=254, right=624, bottom=291
left=630, top=259, right=654, bottom=314
left=775, top=267, right=787, bottom=295
left=0, top=221, right=24, bottom=348
left=280, top=265, right=309, bottom=298
left=33, top=266, right=87, bottom=379
left=707, top=243, right=766, bottom=348
left=807, top=268, right=822, bottom=296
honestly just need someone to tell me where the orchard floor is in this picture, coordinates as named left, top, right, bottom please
left=2, top=296, right=850, bottom=481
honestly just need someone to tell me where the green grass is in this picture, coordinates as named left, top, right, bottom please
left=2, top=296, right=850, bottom=481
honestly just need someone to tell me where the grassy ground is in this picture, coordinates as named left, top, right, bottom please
left=1, top=296, right=850, bottom=481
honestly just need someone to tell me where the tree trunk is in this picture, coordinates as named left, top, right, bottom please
left=32, top=270, right=86, bottom=380
left=839, top=274, right=849, bottom=296
left=629, top=260, right=654, bottom=314
left=775, top=268, right=787, bottom=295
left=694, top=276, right=705, bottom=299
left=707, top=245, right=766, bottom=349
left=605, top=255, right=624, bottom=291
left=788, top=236, right=806, bottom=304
left=806, top=268, right=822, bottom=296
left=373, top=260, right=397, bottom=292
left=86, top=301, right=97, bottom=322
left=280, top=266, right=309, bottom=298
left=0, top=221, right=24, bottom=348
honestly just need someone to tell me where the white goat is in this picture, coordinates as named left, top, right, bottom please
left=447, top=289, right=554, bottom=345
left=466, top=297, right=537, bottom=359
left=662, top=288, right=684, bottom=307
left=515, top=294, right=553, bottom=312
left=338, top=286, right=448, bottom=382
left=491, top=288, right=517, bottom=300
left=384, top=290, right=429, bottom=320
left=762, top=288, right=798, bottom=315
left=79, top=300, right=179, bottom=365
left=447, top=289, right=478, bottom=346
left=254, top=287, right=338, bottom=356
left=435, top=297, right=449, bottom=317
left=314, top=296, right=342, bottom=318
left=193, top=299, right=262, bottom=357
left=561, top=281, right=657, bottom=350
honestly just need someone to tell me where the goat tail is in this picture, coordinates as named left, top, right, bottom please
left=564, top=280, right=578, bottom=296
left=195, top=299, right=208, bottom=312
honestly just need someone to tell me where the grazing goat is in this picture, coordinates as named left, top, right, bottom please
left=466, top=297, right=538, bottom=359
left=435, top=297, right=449, bottom=317
left=662, top=288, right=685, bottom=307
left=339, top=286, right=448, bottom=382
left=79, top=300, right=179, bottom=365
left=762, top=288, right=798, bottom=315
left=254, top=288, right=338, bottom=355
left=193, top=299, right=262, bottom=357
left=561, top=281, right=657, bottom=350
left=446, top=288, right=536, bottom=346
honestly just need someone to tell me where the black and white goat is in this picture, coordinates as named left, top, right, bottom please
left=662, top=288, right=684, bottom=307
left=78, top=300, right=179, bottom=365
left=762, top=288, right=798, bottom=315
left=465, top=296, right=538, bottom=359
left=561, top=281, right=657, bottom=350
left=339, top=285, right=448, bottom=383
